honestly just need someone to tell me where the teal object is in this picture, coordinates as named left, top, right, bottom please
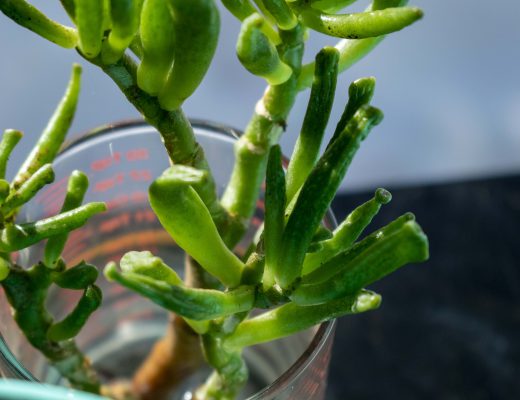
left=0, top=380, right=107, bottom=399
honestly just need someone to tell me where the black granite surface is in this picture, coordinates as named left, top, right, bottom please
left=327, top=174, right=520, bottom=400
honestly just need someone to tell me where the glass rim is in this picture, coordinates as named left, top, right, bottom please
left=0, top=119, right=337, bottom=398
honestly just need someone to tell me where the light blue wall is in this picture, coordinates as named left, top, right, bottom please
left=0, top=1, right=518, bottom=192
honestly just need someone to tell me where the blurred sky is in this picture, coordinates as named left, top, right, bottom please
left=0, top=0, right=519, bottom=192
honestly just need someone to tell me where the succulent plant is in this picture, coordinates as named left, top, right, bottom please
left=0, top=1, right=428, bottom=399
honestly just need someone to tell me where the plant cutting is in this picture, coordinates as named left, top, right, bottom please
left=0, top=1, right=428, bottom=399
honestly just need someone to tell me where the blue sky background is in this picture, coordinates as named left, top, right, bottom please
left=0, top=0, right=518, bottom=192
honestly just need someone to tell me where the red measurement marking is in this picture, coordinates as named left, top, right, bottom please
left=106, top=194, right=129, bottom=210
left=41, top=188, right=67, bottom=209
left=256, top=199, right=265, bottom=211
left=99, top=212, right=131, bottom=234
left=94, top=172, right=125, bottom=192
left=134, top=209, right=156, bottom=223
left=37, top=176, right=68, bottom=203
left=66, top=228, right=93, bottom=247
left=62, top=242, right=87, bottom=260
left=129, top=169, right=152, bottom=182
left=126, top=148, right=149, bottom=161
left=251, top=216, right=262, bottom=227
left=130, top=191, right=147, bottom=203
left=90, top=152, right=121, bottom=172
left=44, top=202, right=62, bottom=217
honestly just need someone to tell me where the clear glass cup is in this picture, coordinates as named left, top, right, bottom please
left=0, top=120, right=337, bottom=399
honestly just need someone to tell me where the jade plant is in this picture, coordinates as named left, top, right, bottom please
left=0, top=0, right=428, bottom=399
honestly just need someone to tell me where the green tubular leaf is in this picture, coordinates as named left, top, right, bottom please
left=104, top=264, right=255, bottom=320
left=276, top=105, right=383, bottom=289
left=149, top=166, right=244, bottom=287
left=307, top=0, right=358, bottom=13
left=73, top=0, right=104, bottom=58
left=302, top=188, right=391, bottom=274
left=52, top=261, right=98, bottom=289
left=129, top=33, right=144, bottom=59
left=137, top=0, right=175, bottom=95
left=300, top=7, right=423, bottom=39
left=328, top=77, right=375, bottom=147
left=236, top=13, right=292, bottom=86
left=1, top=164, right=54, bottom=217
left=0, top=129, right=23, bottom=180
left=263, top=145, right=285, bottom=288
left=13, top=64, right=81, bottom=190
left=285, top=47, right=339, bottom=202
left=0, top=202, right=106, bottom=252
left=158, top=0, right=220, bottom=110
left=0, top=0, right=78, bottom=48
left=241, top=251, right=265, bottom=285
left=306, top=225, right=333, bottom=253
left=119, top=250, right=182, bottom=286
left=44, top=170, right=89, bottom=267
left=47, top=285, right=102, bottom=341
left=302, top=212, right=412, bottom=285
left=312, top=225, right=333, bottom=242
left=0, top=257, right=10, bottom=281
left=221, top=0, right=256, bottom=20
left=0, top=180, right=10, bottom=204
left=59, top=0, right=76, bottom=21
left=298, top=36, right=383, bottom=90
left=255, top=0, right=297, bottom=30
left=372, top=0, right=409, bottom=10
left=101, top=0, right=142, bottom=64
left=296, top=1, right=412, bottom=90
left=292, top=216, right=429, bottom=305
left=225, top=289, right=380, bottom=350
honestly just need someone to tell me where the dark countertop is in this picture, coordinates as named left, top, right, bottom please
left=326, top=174, right=520, bottom=399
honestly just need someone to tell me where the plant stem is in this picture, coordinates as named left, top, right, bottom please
left=94, top=54, right=229, bottom=228
left=1, top=263, right=100, bottom=393
left=220, top=24, right=305, bottom=246
left=131, top=314, right=205, bottom=400
left=195, top=326, right=248, bottom=400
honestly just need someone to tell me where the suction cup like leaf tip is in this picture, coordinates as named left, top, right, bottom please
left=87, top=284, right=103, bottom=303
left=103, top=262, right=118, bottom=281
left=352, top=76, right=376, bottom=91
left=40, top=164, right=56, bottom=183
left=157, top=165, right=208, bottom=185
left=247, top=12, right=264, bottom=28
left=403, top=211, right=415, bottom=221
left=120, top=251, right=159, bottom=272
left=92, top=202, right=108, bottom=213
left=357, top=106, right=384, bottom=129
left=410, top=7, right=424, bottom=19
left=375, top=188, right=392, bottom=204
left=353, top=290, right=382, bottom=312
left=318, top=46, right=340, bottom=60
left=3, top=129, right=23, bottom=140
left=70, top=169, right=88, bottom=183
left=72, top=63, right=83, bottom=75
left=405, top=220, right=430, bottom=261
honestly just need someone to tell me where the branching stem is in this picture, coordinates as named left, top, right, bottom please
left=93, top=54, right=230, bottom=228
left=220, top=24, right=305, bottom=246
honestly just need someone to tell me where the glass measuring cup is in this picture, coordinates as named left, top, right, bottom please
left=0, top=120, right=336, bottom=399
